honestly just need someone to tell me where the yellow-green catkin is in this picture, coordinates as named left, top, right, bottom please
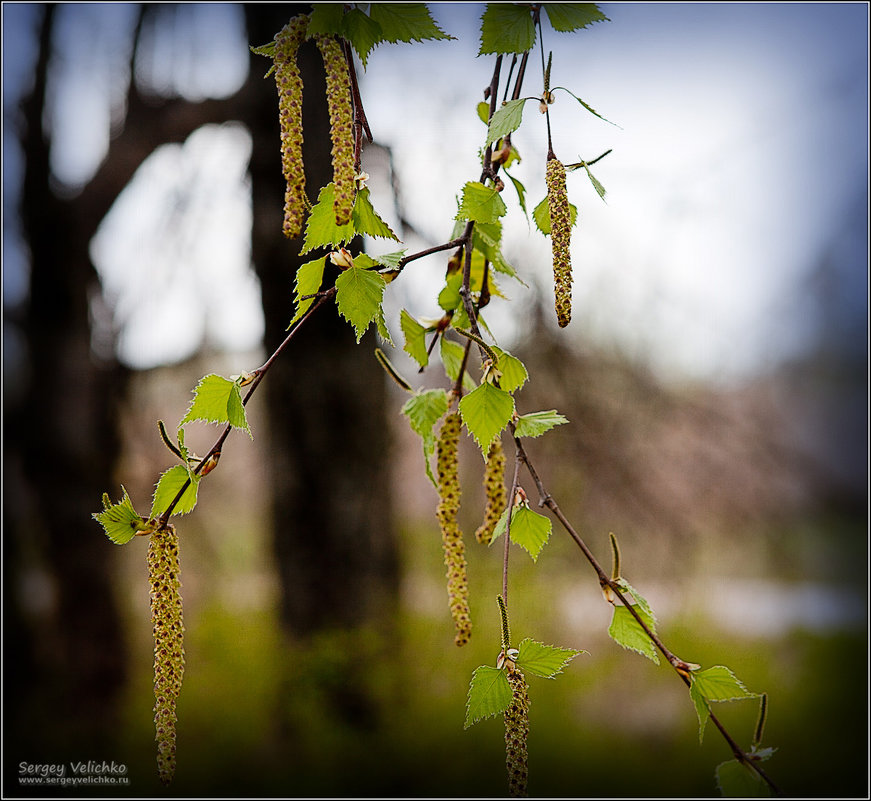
left=148, top=525, right=185, bottom=785
left=475, top=437, right=507, bottom=545
left=504, top=668, right=530, bottom=798
left=436, top=412, right=472, bottom=646
left=545, top=157, right=572, bottom=328
left=273, top=16, right=308, bottom=239
left=315, top=35, right=355, bottom=226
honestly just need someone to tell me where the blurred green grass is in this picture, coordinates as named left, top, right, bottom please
left=102, top=515, right=867, bottom=799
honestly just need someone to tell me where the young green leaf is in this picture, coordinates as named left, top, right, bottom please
left=150, top=464, right=199, bottom=519
left=438, top=272, right=463, bottom=312
left=341, top=8, right=384, bottom=67
left=516, top=638, right=584, bottom=678
left=402, top=388, right=450, bottom=486
left=250, top=41, right=277, bottom=58
left=490, top=505, right=552, bottom=561
left=514, top=410, right=569, bottom=438
left=400, top=309, right=430, bottom=368
left=608, top=604, right=660, bottom=664
left=352, top=186, right=400, bottom=241
left=402, top=389, right=449, bottom=440
left=476, top=100, right=490, bottom=124
left=307, top=3, right=345, bottom=36
left=335, top=266, right=387, bottom=342
left=93, top=487, right=148, bottom=545
left=465, top=665, right=513, bottom=728
left=369, top=3, right=453, bottom=45
left=691, top=665, right=759, bottom=703
left=290, top=257, right=326, bottom=326
left=582, top=163, right=607, bottom=201
left=375, top=305, right=393, bottom=345
left=440, top=337, right=477, bottom=391
left=614, top=578, right=657, bottom=626
left=690, top=680, right=711, bottom=742
left=485, top=98, right=529, bottom=146
left=456, top=181, right=507, bottom=224
left=491, top=346, right=528, bottom=393
left=180, top=374, right=251, bottom=437
left=554, top=85, right=619, bottom=126
left=459, top=381, right=515, bottom=454
left=505, top=171, right=529, bottom=220
left=470, top=223, right=521, bottom=281
left=479, top=3, right=535, bottom=55
left=533, top=195, right=578, bottom=235
left=543, top=4, right=609, bottom=32
left=302, top=183, right=356, bottom=253
left=369, top=249, right=407, bottom=270
left=715, top=760, right=771, bottom=798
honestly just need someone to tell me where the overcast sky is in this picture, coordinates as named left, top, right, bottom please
left=3, top=2, right=868, bottom=383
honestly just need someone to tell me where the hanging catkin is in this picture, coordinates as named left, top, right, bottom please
left=475, top=437, right=507, bottom=545
left=545, top=156, right=572, bottom=328
left=504, top=668, right=530, bottom=797
left=436, top=411, right=472, bottom=646
left=148, top=525, right=185, bottom=785
left=315, top=35, right=356, bottom=226
left=273, top=16, right=309, bottom=239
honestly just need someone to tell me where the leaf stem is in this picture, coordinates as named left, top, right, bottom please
left=534, top=7, right=554, bottom=157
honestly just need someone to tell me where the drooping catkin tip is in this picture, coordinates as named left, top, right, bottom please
left=545, top=157, right=572, bottom=328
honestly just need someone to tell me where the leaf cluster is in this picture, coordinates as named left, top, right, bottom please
left=93, top=374, right=253, bottom=542
left=465, top=637, right=584, bottom=728
left=294, top=4, right=452, bottom=68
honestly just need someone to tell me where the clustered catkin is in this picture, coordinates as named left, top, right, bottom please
left=504, top=668, right=531, bottom=798
left=315, top=35, right=356, bottom=226
left=475, top=438, right=507, bottom=545
left=545, top=157, right=572, bottom=328
left=436, top=412, right=472, bottom=646
left=148, top=525, right=185, bottom=785
left=273, top=16, right=308, bottom=239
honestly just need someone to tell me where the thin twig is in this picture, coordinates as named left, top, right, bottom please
left=156, top=288, right=336, bottom=527
left=480, top=55, right=503, bottom=183
left=397, top=237, right=466, bottom=273
left=502, top=438, right=522, bottom=605
left=509, top=428, right=783, bottom=796
left=342, top=38, right=372, bottom=172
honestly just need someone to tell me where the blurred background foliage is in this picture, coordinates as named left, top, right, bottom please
left=3, top=3, right=867, bottom=798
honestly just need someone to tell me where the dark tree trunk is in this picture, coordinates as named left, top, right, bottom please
left=3, top=4, right=129, bottom=775
left=3, top=9, right=400, bottom=784
left=245, top=5, right=400, bottom=639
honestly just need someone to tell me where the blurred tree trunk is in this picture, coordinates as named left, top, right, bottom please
left=245, top=5, right=399, bottom=646
left=3, top=3, right=129, bottom=769
left=3, top=8, right=399, bottom=778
